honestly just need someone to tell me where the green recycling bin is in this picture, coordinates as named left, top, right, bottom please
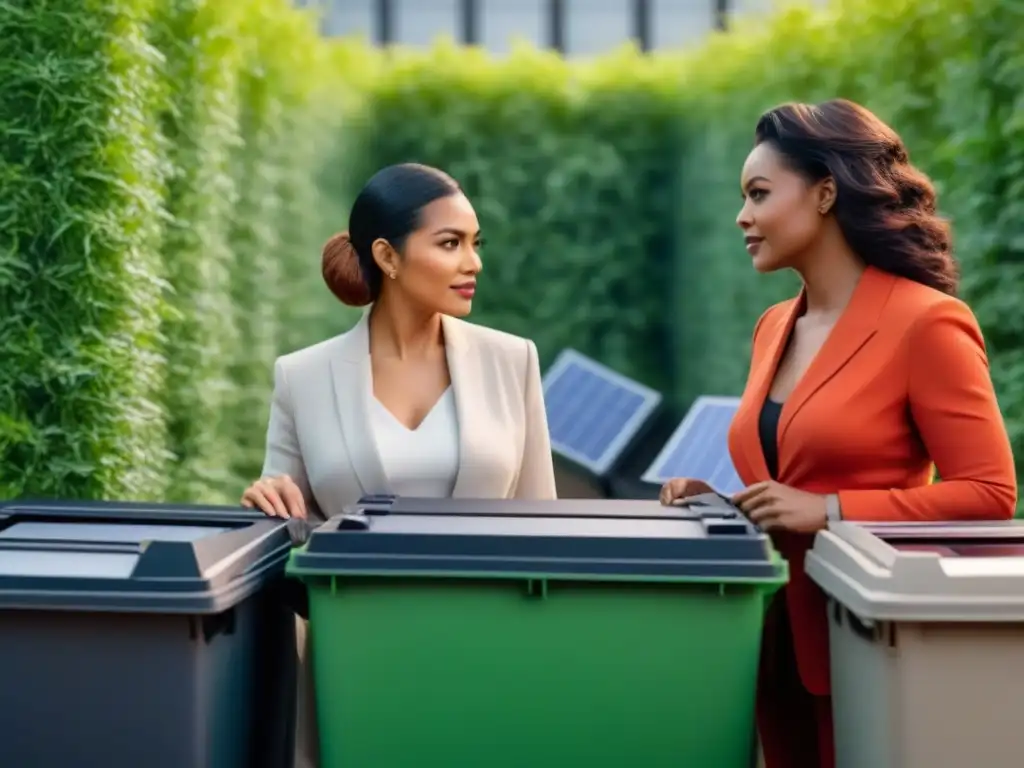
left=288, top=495, right=788, bottom=768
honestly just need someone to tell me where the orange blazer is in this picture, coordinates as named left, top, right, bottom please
left=728, top=265, right=1017, bottom=696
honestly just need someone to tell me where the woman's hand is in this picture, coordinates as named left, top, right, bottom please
left=241, top=474, right=307, bottom=519
left=659, top=477, right=715, bottom=505
left=732, top=480, right=827, bottom=533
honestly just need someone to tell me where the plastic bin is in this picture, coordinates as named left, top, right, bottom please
left=806, top=520, right=1024, bottom=768
left=288, top=495, right=788, bottom=768
left=0, top=500, right=299, bottom=768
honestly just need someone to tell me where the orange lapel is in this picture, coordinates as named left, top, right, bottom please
left=777, top=267, right=896, bottom=446
left=736, top=296, right=803, bottom=483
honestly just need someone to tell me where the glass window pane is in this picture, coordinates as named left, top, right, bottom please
left=480, top=0, right=547, bottom=53
left=394, top=0, right=460, bottom=47
left=565, top=0, right=633, bottom=57
left=321, top=0, right=375, bottom=39
left=651, top=0, right=715, bottom=50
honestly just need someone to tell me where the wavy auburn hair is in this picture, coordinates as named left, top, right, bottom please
left=755, top=99, right=959, bottom=296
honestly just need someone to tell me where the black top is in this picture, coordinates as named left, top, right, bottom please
left=758, top=398, right=784, bottom=480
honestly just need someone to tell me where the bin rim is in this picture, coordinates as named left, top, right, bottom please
left=287, top=561, right=789, bottom=594
left=288, top=496, right=790, bottom=586
left=0, top=500, right=294, bottom=614
left=806, top=521, right=1024, bottom=622
left=286, top=551, right=789, bottom=587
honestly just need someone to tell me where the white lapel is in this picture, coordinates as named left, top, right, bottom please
left=328, top=308, right=389, bottom=496
left=443, top=315, right=489, bottom=498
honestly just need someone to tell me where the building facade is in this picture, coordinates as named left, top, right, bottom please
left=297, top=0, right=806, bottom=54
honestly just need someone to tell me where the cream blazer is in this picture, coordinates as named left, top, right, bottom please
left=260, top=311, right=558, bottom=521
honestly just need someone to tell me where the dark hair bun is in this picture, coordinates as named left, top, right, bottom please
left=322, top=231, right=371, bottom=307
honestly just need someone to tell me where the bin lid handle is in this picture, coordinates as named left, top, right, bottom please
left=826, top=521, right=899, bottom=569
left=286, top=518, right=319, bottom=546
left=671, top=492, right=741, bottom=515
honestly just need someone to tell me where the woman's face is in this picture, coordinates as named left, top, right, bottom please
left=736, top=142, right=824, bottom=273
left=382, top=193, right=483, bottom=317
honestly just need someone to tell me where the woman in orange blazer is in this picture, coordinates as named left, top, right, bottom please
left=660, top=99, right=1017, bottom=768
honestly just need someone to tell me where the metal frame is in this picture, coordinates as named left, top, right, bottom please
left=548, top=0, right=566, bottom=52
left=632, top=0, right=651, bottom=51
left=459, top=0, right=479, bottom=44
left=376, top=0, right=394, bottom=44
left=714, top=0, right=730, bottom=31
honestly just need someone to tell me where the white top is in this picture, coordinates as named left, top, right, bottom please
left=371, top=387, right=460, bottom=498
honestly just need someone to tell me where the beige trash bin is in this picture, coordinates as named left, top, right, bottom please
left=806, top=521, right=1024, bottom=768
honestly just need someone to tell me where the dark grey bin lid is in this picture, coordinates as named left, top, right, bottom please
left=0, top=500, right=293, bottom=613
left=288, top=494, right=788, bottom=583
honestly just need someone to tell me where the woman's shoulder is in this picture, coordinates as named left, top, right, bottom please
left=274, top=330, right=353, bottom=377
left=886, top=276, right=979, bottom=332
left=445, top=316, right=535, bottom=360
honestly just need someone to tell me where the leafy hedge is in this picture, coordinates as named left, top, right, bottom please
left=0, top=0, right=169, bottom=501
left=0, top=0, right=343, bottom=503
left=165, top=0, right=347, bottom=497
left=5, top=0, right=1024, bottom=504
left=154, top=0, right=244, bottom=503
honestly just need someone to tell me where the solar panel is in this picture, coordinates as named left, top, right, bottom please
left=542, top=349, right=662, bottom=475
left=641, top=395, right=744, bottom=494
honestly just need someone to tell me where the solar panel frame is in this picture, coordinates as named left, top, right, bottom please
left=641, top=395, right=744, bottom=493
left=542, top=349, right=662, bottom=476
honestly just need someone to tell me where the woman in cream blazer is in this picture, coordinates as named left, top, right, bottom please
left=262, top=305, right=556, bottom=519
left=242, top=163, right=556, bottom=768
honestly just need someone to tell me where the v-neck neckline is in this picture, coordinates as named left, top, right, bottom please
left=373, top=386, right=452, bottom=433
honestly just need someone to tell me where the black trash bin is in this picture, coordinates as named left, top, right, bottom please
left=0, top=500, right=299, bottom=768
